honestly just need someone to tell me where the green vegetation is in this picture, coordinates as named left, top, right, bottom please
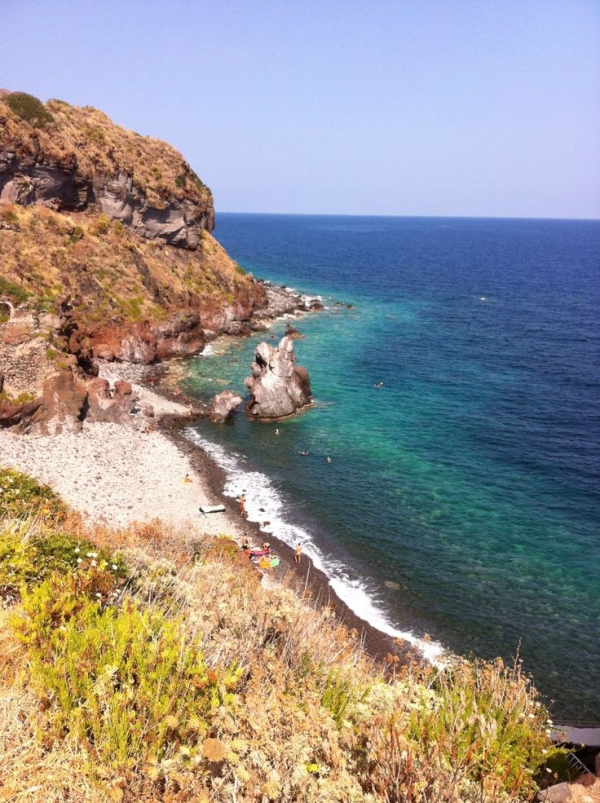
left=0, top=471, right=566, bottom=801
left=0, top=467, right=68, bottom=523
left=2, top=92, right=55, bottom=128
left=14, top=577, right=239, bottom=767
left=0, top=275, right=31, bottom=304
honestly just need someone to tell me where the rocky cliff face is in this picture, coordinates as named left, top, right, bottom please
left=0, top=92, right=284, bottom=432
left=0, top=94, right=213, bottom=249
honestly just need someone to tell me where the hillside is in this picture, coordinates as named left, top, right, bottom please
left=0, top=467, right=566, bottom=802
left=0, top=93, right=302, bottom=432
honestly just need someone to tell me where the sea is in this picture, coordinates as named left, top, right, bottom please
left=182, top=214, right=600, bottom=724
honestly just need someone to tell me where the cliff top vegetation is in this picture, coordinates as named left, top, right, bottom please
left=0, top=92, right=211, bottom=209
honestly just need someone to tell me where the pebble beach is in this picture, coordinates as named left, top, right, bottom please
left=0, top=373, right=244, bottom=541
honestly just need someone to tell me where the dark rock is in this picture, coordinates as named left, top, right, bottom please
left=209, top=390, right=243, bottom=423
left=285, top=324, right=304, bottom=339
left=244, top=336, right=311, bottom=420
left=0, top=156, right=213, bottom=250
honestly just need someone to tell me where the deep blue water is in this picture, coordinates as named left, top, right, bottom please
left=185, top=214, right=600, bottom=723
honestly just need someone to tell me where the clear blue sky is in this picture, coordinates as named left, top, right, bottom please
left=2, top=0, right=599, bottom=219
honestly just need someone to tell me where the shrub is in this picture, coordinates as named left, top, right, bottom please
left=0, top=517, right=127, bottom=604
left=0, top=276, right=31, bottom=304
left=3, top=92, right=54, bottom=128
left=355, top=658, right=562, bottom=802
left=0, top=468, right=67, bottom=522
left=13, top=575, right=241, bottom=767
left=69, top=225, right=84, bottom=243
left=0, top=204, right=19, bottom=224
left=89, top=214, right=111, bottom=236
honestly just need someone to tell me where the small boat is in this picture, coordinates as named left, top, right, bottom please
left=199, top=504, right=226, bottom=514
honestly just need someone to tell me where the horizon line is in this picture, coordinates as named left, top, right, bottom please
left=216, top=211, right=600, bottom=223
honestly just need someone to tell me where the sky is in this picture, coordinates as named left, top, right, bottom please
left=1, top=0, right=599, bottom=219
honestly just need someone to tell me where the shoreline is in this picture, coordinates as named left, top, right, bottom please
left=1, top=360, right=597, bottom=732
left=159, top=414, right=423, bottom=668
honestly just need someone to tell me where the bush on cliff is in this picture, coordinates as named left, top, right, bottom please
left=2, top=91, right=55, bottom=128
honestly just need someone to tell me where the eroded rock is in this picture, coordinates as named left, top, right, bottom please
left=210, top=390, right=244, bottom=423
left=244, top=336, right=311, bottom=420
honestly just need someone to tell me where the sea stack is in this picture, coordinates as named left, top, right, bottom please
left=244, top=335, right=311, bottom=420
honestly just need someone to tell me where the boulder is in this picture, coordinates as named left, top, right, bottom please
left=537, top=783, right=572, bottom=802
left=209, top=390, right=243, bottom=423
left=244, top=335, right=311, bottom=420
left=20, top=369, right=88, bottom=434
left=85, top=376, right=140, bottom=426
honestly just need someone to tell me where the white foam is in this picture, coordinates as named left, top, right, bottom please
left=185, top=428, right=444, bottom=664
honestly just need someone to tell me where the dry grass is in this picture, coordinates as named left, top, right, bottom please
left=1, top=95, right=210, bottom=209
left=0, top=202, right=261, bottom=332
left=0, top=496, right=562, bottom=802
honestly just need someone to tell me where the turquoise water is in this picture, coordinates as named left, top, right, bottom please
left=184, top=214, right=600, bottom=722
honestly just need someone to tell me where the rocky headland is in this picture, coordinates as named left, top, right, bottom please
left=0, top=92, right=317, bottom=434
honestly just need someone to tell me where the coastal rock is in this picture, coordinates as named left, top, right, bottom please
left=90, top=314, right=206, bottom=365
left=0, top=122, right=213, bottom=250
left=285, top=323, right=304, bottom=339
left=85, top=377, right=140, bottom=426
left=23, top=369, right=88, bottom=435
left=209, top=390, right=244, bottom=423
left=244, top=335, right=311, bottom=420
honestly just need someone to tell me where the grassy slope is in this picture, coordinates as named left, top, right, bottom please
left=0, top=202, right=255, bottom=330
left=0, top=468, right=565, bottom=803
left=0, top=93, right=262, bottom=336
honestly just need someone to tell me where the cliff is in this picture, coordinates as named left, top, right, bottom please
left=0, top=92, right=277, bottom=431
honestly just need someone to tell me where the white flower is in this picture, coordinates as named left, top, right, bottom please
left=74, top=547, right=80, bottom=554
left=112, top=564, right=118, bottom=571
left=528, top=713, right=535, bottom=719
left=77, top=558, right=83, bottom=564
left=95, top=593, right=102, bottom=598
left=91, top=560, right=97, bottom=567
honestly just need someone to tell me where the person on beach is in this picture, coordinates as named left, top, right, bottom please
left=239, top=494, right=247, bottom=518
left=241, top=536, right=250, bottom=551
left=183, top=474, right=192, bottom=484
left=262, top=542, right=271, bottom=554
left=294, top=544, right=303, bottom=564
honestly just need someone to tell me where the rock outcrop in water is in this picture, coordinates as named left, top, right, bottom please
left=209, top=389, right=244, bottom=423
left=244, top=336, right=311, bottom=420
